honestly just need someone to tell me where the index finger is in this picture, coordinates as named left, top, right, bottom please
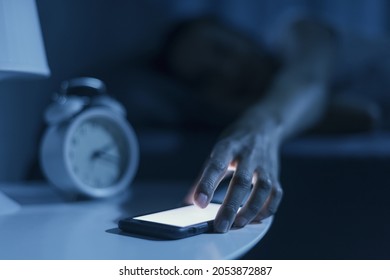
left=193, top=141, right=235, bottom=208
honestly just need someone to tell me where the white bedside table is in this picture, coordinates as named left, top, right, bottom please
left=0, top=181, right=272, bottom=260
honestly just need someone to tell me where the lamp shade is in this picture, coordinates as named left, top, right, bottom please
left=0, top=0, right=50, bottom=80
left=0, top=0, right=50, bottom=215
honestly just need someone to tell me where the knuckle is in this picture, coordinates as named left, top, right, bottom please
left=232, top=171, right=253, bottom=187
left=274, top=186, right=284, bottom=201
left=256, top=174, right=273, bottom=191
left=213, top=139, right=234, bottom=153
left=246, top=203, right=262, bottom=217
left=207, top=158, right=228, bottom=173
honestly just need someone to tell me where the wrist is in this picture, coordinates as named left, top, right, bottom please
left=230, top=112, right=284, bottom=146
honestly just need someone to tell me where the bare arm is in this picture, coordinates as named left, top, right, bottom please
left=191, top=19, right=337, bottom=232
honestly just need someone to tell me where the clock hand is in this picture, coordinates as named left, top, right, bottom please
left=91, top=150, right=119, bottom=164
left=98, top=142, right=115, bottom=153
left=91, top=142, right=115, bottom=159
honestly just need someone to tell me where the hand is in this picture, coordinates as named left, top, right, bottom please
left=192, top=120, right=283, bottom=232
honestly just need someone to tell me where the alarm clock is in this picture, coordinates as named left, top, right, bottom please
left=40, top=77, right=139, bottom=198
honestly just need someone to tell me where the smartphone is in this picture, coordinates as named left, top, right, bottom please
left=118, top=203, right=222, bottom=239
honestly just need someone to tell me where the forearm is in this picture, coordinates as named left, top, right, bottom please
left=191, top=19, right=336, bottom=232
left=237, top=68, right=329, bottom=144
left=234, top=19, right=336, bottom=143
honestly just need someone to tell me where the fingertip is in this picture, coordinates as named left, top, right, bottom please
left=194, top=192, right=208, bottom=208
left=214, top=219, right=230, bottom=233
left=233, top=216, right=248, bottom=228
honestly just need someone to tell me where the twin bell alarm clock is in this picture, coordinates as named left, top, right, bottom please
left=40, top=77, right=139, bottom=198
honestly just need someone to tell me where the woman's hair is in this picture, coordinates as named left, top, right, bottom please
left=153, top=15, right=282, bottom=105
left=153, top=16, right=220, bottom=74
left=154, top=16, right=279, bottom=70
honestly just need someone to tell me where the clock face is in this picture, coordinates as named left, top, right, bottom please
left=66, top=116, right=129, bottom=189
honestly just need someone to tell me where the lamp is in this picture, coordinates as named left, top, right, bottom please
left=0, top=0, right=50, bottom=214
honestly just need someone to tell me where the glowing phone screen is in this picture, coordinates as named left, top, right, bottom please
left=134, top=203, right=221, bottom=227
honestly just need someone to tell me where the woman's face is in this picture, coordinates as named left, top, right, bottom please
left=168, top=20, right=276, bottom=114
